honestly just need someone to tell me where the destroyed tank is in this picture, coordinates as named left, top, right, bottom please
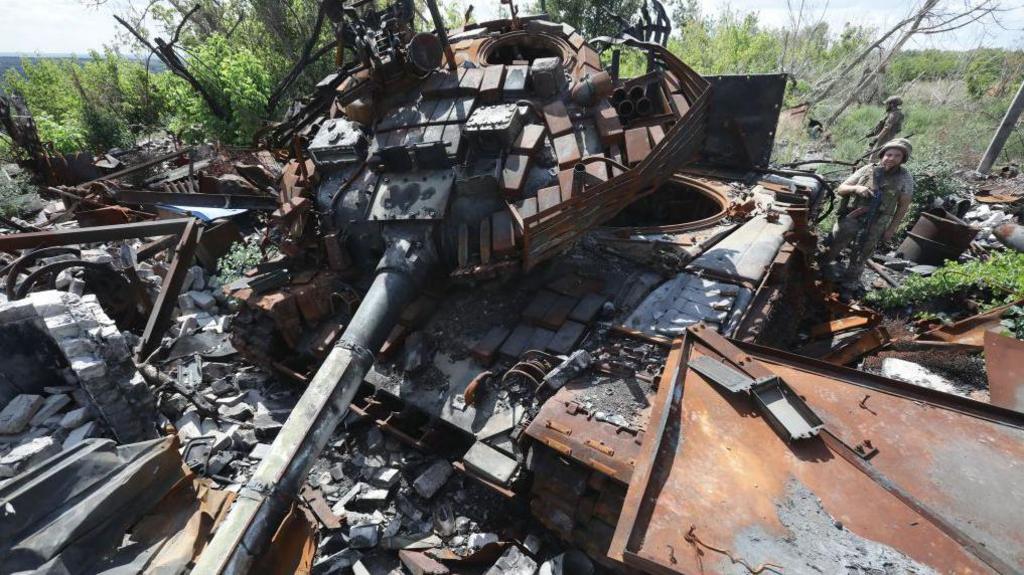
left=200, top=1, right=831, bottom=571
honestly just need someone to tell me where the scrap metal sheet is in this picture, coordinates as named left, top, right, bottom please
left=610, top=336, right=1024, bottom=574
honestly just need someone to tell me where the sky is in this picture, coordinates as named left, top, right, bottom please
left=0, top=0, right=1022, bottom=54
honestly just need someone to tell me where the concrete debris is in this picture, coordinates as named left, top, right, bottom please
left=348, top=523, right=380, bottom=549
left=542, top=349, right=593, bottom=390
left=412, top=460, right=453, bottom=499
left=462, top=441, right=518, bottom=485
left=0, top=436, right=60, bottom=477
left=62, top=421, right=99, bottom=449
left=0, top=394, right=44, bottom=434
left=0, top=7, right=1020, bottom=575
left=485, top=545, right=538, bottom=575
left=880, top=358, right=960, bottom=395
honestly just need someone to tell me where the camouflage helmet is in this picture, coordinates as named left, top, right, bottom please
left=884, top=96, right=903, bottom=107
left=879, top=138, right=912, bottom=162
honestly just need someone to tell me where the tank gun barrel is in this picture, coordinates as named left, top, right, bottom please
left=193, top=229, right=436, bottom=574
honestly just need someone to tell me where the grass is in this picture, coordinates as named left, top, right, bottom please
left=775, top=81, right=1022, bottom=170
left=774, top=79, right=1017, bottom=238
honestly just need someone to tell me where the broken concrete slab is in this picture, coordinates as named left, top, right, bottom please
left=463, top=441, right=519, bottom=486
left=0, top=436, right=60, bottom=477
left=29, top=393, right=72, bottom=426
left=484, top=545, right=537, bottom=575
left=413, top=459, right=453, bottom=499
left=59, top=405, right=94, bottom=429
left=368, top=466, right=401, bottom=488
left=249, top=443, right=272, bottom=460
left=881, top=358, right=959, bottom=395
left=348, top=523, right=380, bottom=548
left=0, top=394, right=44, bottom=434
left=62, top=421, right=99, bottom=449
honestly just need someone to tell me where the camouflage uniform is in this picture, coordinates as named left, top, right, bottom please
left=867, top=98, right=904, bottom=152
left=827, top=163, right=914, bottom=285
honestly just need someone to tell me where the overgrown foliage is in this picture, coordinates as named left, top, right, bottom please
left=1000, top=305, right=1024, bottom=340
left=214, top=237, right=276, bottom=285
left=154, top=35, right=273, bottom=144
left=864, top=251, right=1024, bottom=309
left=0, top=170, right=40, bottom=217
left=2, top=51, right=164, bottom=154
left=544, top=0, right=644, bottom=37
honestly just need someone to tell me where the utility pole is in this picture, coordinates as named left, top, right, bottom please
left=977, top=78, right=1024, bottom=174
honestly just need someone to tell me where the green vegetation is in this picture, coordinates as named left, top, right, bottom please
left=2, top=50, right=163, bottom=153
left=864, top=251, right=1024, bottom=309
left=214, top=237, right=276, bottom=285
left=1000, top=305, right=1024, bottom=340
left=1, top=1, right=1021, bottom=183
left=0, top=169, right=40, bottom=217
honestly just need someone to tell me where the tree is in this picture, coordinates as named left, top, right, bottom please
left=544, top=0, right=644, bottom=38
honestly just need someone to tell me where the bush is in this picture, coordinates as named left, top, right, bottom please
left=864, top=251, right=1024, bottom=309
left=156, top=35, right=273, bottom=145
left=2, top=51, right=166, bottom=154
left=0, top=170, right=40, bottom=217
left=214, top=237, right=276, bottom=285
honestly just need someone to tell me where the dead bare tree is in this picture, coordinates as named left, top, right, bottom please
left=114, top=6, right=231, bottom=122
left=266, top=0, right=338, bottom=114
left=814, top=0, right=1008, bottom=126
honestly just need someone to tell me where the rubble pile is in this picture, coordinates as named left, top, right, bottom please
left=0, top=2, right=1023, bottom=574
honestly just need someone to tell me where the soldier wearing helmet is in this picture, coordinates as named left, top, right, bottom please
left=825, top=138, right=915, bottom=295
left=866, top=96, right=904, bottom=153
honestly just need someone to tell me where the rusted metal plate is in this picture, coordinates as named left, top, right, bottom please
left=670, top=93, right=689, bottom=116
left=480, top=64, right=505, bottom=100
left=648, top=125, right=665, bottom=146
left=537, top=185, right=562, bottom=214
left=544, top=100, right=573, bottom=136
left=623, top=127, right=651, bottom=166
left=594, top=101, right=623, bottom=146
left=512, top=123, right=545, bottom=153
left=985, top=330, right=1024, bottom=412
left=491, top=209, right=515, bottom=255
left=821, top=326, right=890, bottom=365
left=471, top=325, right=510, bottom=365
left=809, top=315, right=872, bottom=338
left=500, top=154, right=530, bottom=196
left=525, top=386, right=644, bottom=484
left=918, top=299, right=1023, bottom=350
left=459, top=66, right=484, bottom=93
left=556, top=169, right=574, bottom=201
left=609, top=330, right=1024, bottom=574
left=553, top=133, right=582, bottom=168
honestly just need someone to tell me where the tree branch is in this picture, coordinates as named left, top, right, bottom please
left=267, top=0, right=332, bottom=114
left=114, top=13, right=230, bottom=122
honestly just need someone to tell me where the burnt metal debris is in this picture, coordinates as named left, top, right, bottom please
left=0, top=2, right=1023, bottom=575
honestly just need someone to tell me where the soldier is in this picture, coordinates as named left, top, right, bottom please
left=866, top=96, right=904, bottom=153
left=825, top=138, right=914, bottom=295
